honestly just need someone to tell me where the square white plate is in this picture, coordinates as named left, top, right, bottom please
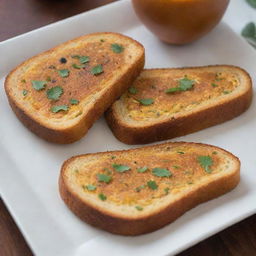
left=0, top=1, right=256, bottom=255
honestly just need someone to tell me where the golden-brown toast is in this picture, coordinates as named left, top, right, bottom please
left=105, top=65, right=252, bottom=144
left=5, top=32, right=145, bottom=143
left=59, top=142, right=240, bottom=235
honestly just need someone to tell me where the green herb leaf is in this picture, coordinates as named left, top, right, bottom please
left=85, top=184, right=97, bottom=191
left=111, top=156, right=116, bottom=159
left=246, top=0, right=256, bottom=9
left=241, top=22, right=256, bottom=49
left=22, top=89, right=28, bottom=96
left=242, top=22, right=256, bottom=37
left=71, top=55, right=89, bottom=64
left=165, top=87, right=180, bottom=93
left=112, top=164, right=130, bottom=172
left=137, top=167, right=148, bottom=173
left=72, top=63, right=86, bottom=69
left=79, top=56, right=90, bottom=64
left=172, top=165, right=180, bottom=169
left=135, top=185, right=146, bottom=192
left=177, top=151, right=185, bottom=154
left=152, top=168, right=172, bottom=177
left=147, top=180, right=158, bottom=190
left=211, top=83, right=218, bottom=88
left=164, top=187, right=170, bottom=195
left=70, top=98, right=79, bottom=105
left=47, top=86, right=63, bottom=100
left=97, top=174, right=112, bottom=184
left=223, top=90, right=231, bottom=94
left=111, top=44, right=124, bottom=53
left=21, top=79, right=26, bottom=83
left=128, top=87, right=137, bottom=94
left=212, top=151, right=218, bottom=155
left=166, top=77, right=195, bottom=94
left=32, top=80, right=47, bottom=91
left=198, top=156, right=213, bottom=173
left=137, top=98, right=154, bottom=106
left=58, top=69, right=70, bottom=78
left=51, top=105, right=69, bottom=113
left=98, top=193, right=107, bottom=201
left=179, top=77, right=195, bottom=91
left=91, top=64, right=103, bottom=75
left=135, top=205, right=143, bottom=211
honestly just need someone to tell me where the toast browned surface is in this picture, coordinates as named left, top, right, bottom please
left=5, top=32, right=145, bottom=143
left=59, top=142, right=240, bottom=235
left=105, top=65, right=252, bottom=144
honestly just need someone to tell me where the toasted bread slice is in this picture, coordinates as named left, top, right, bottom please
left=5, top=32, right=145, bottom=143
left=105, top=65, right=252, bottom=144
left=59, top=142, right=240, bottom=235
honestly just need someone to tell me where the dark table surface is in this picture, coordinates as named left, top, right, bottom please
left=0, top=0, right=255, bottom=255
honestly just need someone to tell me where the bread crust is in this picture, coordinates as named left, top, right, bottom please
left=59, top=142, right=240, bottom=235
left=105, top=65, right=252, bottom=144
left=5, top=32, right=145, bottom=144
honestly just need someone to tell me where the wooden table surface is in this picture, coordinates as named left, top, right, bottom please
left=0, top=0, right=255, bottom=255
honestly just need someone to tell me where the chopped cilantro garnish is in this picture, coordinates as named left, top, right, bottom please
left=198, top=155, right=213, bottom=173
left=135, top=205, right=143, bottom=211
left=47, top=86, right=63, bottom=101
left=22, top=89, right=28, bottom=96
left=165, top=87, right=180, bottom=93
left=85, top=184, right=97, bottom=191
left=71, top=55, right=80, bottom=59
left=147, top=180, right=158, bottom=190
left=79, top=56, right=90, bottom=64
left=91, top=64, right=103, bottom=75
left=172, top=165, right=180, bottom=169
left=164, top=187, right=170, bottom=195
left=58, top=69, right=70, bottom=78
left=72, top=63, right=86, bottom=69
left=223, top=90, right=231, bottom=94
left=166, top=77, right=195, bottom=94
left=111, top=44, right=124, bottom=53
left=179, top=77, right=195, bottom=90
left=71, top=55, right=89, bottom=64
left=177, top=151, right=185, bottom=154
left=135, top=185, right=146, bottom=192
left=98, top=193, right=107, bottom=201
left=32, top=80, right=47, bottom=91
left=128, top=87, right=137, bottom=94
left=112, top=164, right=130, bottom=172
left=70, top=98, right=79, bottom=105
left=100, top=39, right=105, bottom=42
left=97, top=174, right=112, bottom=184
left=111, top=156, right=116, bottom=159
left=137, top=98, right=154, bottom=106
left=21, top=79, right=26, bottom=83
left=212, top=151, right=218, bottom=155
left=137, top=167, right=148, bottom=173
left=152, top=168, right=172, bottom=177
left=246, top=0, right=256, bottom=9
left=51, top=105, right=69, bottom=113
left=211, top=83, right=218, bottom=88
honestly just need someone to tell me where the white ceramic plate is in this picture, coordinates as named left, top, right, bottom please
left=0, top=1, right=256, bottom=255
